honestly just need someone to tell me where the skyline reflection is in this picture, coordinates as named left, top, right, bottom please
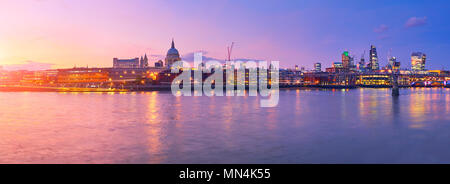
left=0, top=88, right=449, bottom=163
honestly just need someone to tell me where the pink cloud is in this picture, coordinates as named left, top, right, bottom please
left=374, top=24, right=389, bottom=33
left=405, top=17, right=427, bottom=28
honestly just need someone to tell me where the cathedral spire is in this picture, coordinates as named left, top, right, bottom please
left=171, top=38, right=175, bottom=49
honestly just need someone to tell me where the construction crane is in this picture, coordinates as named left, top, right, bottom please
left=387, top=48, right=393, bottom=62
left=227, top=42, right=234, bottom=61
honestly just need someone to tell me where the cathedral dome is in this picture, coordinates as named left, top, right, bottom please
left=167, top=47, right=179, bottom=56
left=164, top=39, right=181, bottom=68
left=166, top=39, right=180, bottom=56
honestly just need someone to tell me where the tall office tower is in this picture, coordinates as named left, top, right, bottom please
left=314, top=62, right=322, bottom=72
left=369, top=45, right=379, bottom=70
left=358, top=51, right=365, bottom=71
left=342, top=51, right=350, bottom=69
left=393, top=60, right=401, bottom=70
left=359, top=56, right=365, bottom=67
left=411, top=52, right=426, bottom=71
left=349, top=56, right=355, bottom=69
left=388, top=57, right=397, bottom=69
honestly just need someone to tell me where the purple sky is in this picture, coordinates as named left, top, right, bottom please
left=0, top=0, right=449, bottom=70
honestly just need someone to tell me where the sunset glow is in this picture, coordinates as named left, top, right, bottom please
left=1, top=0, right=449, bottom=70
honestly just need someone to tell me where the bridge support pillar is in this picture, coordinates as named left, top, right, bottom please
left=392, top=73, right=399, bottom=96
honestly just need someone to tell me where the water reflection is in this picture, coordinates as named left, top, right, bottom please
left=145, top=91, right=165, bottom=163
left=392, top=96, right=400, bottom=118
left=0, top=88, right=450, bottom=163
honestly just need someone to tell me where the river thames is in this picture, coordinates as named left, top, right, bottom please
left=0, top=88, right=450, bottom=163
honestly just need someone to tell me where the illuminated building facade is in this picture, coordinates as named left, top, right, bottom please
left=107, top=68, right=165, bottom=82
left=56, top=68, right=109, bottom=84
left=54, top=67, right=166, bottom=86
left=369, top=45, right=379, bottom=70
left=279, top=69, right=302, bottom=85
left=429, top=70, right=450, bottom=76
left=342, top=51, right=350, bottom=69
left=358, top=74, right=391, bottom=86
left=113, top=58, right=140, bottom=68
left=314, top=63, right=321, bottom=72
left=333, top=62, right=343, bottom=68
left=303, top=73, right=357, bottom=86
left=387, top=57, right=401, bottom=70
left=20, top=70, right=58, bottom=85
left=326, top=62, right=346, bottom=73
left=411, top=52, right=426, bottom=71
left=113, top=55, right=149, bottom=69
left=388, top=57, right=396, bottom=69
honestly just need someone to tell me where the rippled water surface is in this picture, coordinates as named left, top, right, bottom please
left=1, top=88, right=450, bottom=163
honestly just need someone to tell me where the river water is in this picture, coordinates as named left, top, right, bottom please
left=0, top=88, right=449, bottom=163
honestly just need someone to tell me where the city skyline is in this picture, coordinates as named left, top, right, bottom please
left=3, top=0, right=450, bottom=167
left=0, top=0, right=449, bottom=70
